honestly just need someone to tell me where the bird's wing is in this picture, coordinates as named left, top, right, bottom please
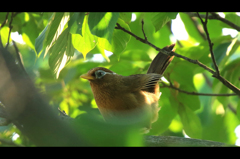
left=122, top=74, right=161, bottom=93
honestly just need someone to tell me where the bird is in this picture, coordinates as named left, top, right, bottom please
left=80, top=44, right=175, bottom=133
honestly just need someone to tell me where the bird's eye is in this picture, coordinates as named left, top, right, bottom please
left=95, top=70, right=106, bottom=79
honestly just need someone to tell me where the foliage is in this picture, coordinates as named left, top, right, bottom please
left=0, top=12, right=240, bottom=146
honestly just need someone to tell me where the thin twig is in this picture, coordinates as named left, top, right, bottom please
left=197, top=12, right=220, bottom=76
left=187, top=12, right=240, bottom=32
left=12, top=40, right=27, bottom=75
left=161, top=82, right=237, bottom=96
left=115, top=22, right=240, bottom=96
left=115, top=22, right=215, bottom=75
left=185, top=12, right=217, bottom=19
left=141, top=19, right=148, bottom=41
left=188, top=15, right=206, bottom=40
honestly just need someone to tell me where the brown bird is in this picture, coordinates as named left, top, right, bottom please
left=80, top=44, right=175, bottom=133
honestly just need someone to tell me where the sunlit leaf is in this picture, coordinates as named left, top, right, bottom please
left=44, top=12, right=70, bottom=57
left=48, top=28, right=74, bottom=78
left=72, top=15, right=98, bottom=58
left=0, top=26, right=11, bottom=46
left=151, top=12, right=177, bottom=32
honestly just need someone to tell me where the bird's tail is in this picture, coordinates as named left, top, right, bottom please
left=147, top=44, right=175, bottom=75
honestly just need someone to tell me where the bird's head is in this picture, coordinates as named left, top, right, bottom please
left=80, top=67, right=116, bottom=84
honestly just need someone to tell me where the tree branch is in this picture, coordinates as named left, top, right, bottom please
left=209, top=12, right=240, bottom=31
left=115, top=22, right=240, bottom=96
left=187, top=12, right=240, bottom=32
left=141, top=19, right=148, bottom=41
left=145, top=136, right=227, bottom=147
left=115, top=23, right=216, bottom=74
left=188, top=15, right=207, bottom=40
left=197, top=12, right=220, bottom=76
left=161, top=82, right=237, bottom=96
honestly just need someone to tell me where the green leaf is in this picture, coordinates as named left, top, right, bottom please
left=169, top=61, right=200, bottom=111
left=177, top=86, right=201, bottom=111
left=213, top=58, right=240, bottom=109
left=48, top=28, right=75, bottom=78
left=44, top=12, right=70, bottom=57
left=88, top=12, right=119, bottom=43
left=72, top=15, right=98, bottom=58
left=0, top=26, right=11, bottom=46
left=68, top=12, right=85, bottom=35
left=109, top=60, right=138, bottom=76
left=22, top=16, right=39, bottom=50
left=120, top=49, right=151, bottom=61
left=207, top=18, right=224, bottom=39
left=34, top=12, right=70, bottom=56
left=148, top=88, right=177, bottom=135
left=237, top=100, right=240, bottom=121
left=176, top=42, right=209, bottom=60
left=170, top=61, right=196, bottom=86
left=213, top=42, right=231, bottom=66
left=151, top=12, right=177, bottom=32
left=97, top=18, right=131, bottom=57
left=218, top=35, right=240, bottom=69
left=35, top=25, right=48, bottom=55
left=178, top=104, right=202, bottom=139
left=119, top=12, right=132, bottom=24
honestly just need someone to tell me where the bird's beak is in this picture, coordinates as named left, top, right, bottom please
left=80, top=74, right=95, bottom=80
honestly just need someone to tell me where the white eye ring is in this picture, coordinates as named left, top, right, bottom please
left=95, top=70, right=106, bottom=79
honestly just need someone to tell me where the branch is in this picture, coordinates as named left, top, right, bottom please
left=141, top=19, right=148, bottom=41
left=209, top=12, right=240, bottom=31
left=188, top=15, right=206, bottom=40
left=185, top=12, right=217, bottom=19
left=0, top=48, right=88, bottom=146
left=115, top=22, right=240, bottom=96
left=197, top=12, right=220, bottom=76
left=161, top=82, right=237, bottom=96
left=187, top=12, right=240, bottom=32
left=145, top=136, right=227, bottom=147
left=115, top=23, right=215, bottom=74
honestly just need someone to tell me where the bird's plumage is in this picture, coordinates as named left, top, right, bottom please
left=80, top=44, right=175, bottom=132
